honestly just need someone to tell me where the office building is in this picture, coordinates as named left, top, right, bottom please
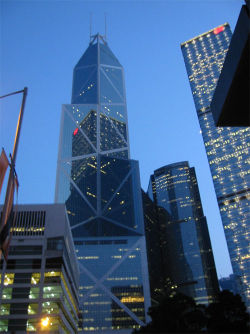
left=0, top=204, right=80, bottom=333
left=142, top=190, right=169, bottom=304
left=147, top=162, right=219, bottom=305
left=219, top=274, right=239, bottom=295
left=181, top=24, right=250, bottom=309
left=55, top=34, right=150, bottom=333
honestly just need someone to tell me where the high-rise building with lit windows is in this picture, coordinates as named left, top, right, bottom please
left=0, top=204, right=80, bottom=333
left=55, top=34, right=150, bottom=333
left=147, top=162, right=219, bottom=305
left=181, top=23, right=250, bottom=309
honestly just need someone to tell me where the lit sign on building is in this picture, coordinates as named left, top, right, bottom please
left=213, top=26, right=225, bottom=34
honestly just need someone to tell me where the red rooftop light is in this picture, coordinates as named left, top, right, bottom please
left=73, top=128, right=79, bottom=136
left=213, top=26, right=225, bottom=35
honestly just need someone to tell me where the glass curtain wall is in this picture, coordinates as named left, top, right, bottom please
left=148, top=162, right=219, bottom=305
left=55, top=34, right=150, bottom=333
left=181, top=24, right=250, bottom=309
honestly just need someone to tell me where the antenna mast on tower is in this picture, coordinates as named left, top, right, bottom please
left=89, top=12, right=92, bottom=42
left=104, top=13, right=107, bottom=40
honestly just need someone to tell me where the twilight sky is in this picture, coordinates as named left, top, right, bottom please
left=0, top=0, right=244, bottom=278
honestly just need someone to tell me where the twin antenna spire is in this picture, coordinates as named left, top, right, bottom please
left=89, top=13, right=107, bottom=44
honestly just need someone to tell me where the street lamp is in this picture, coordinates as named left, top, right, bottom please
left=41, top=317, right=50, bottom=328
left=0, top=87, right=28, bottom=259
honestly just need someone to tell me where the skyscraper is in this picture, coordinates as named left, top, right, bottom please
left=55, top=34, right=150, bottom=333
left=181, top=24, right=250, bottom=309
left=142, top=189, right=169, bottom=304
left=147, top=162, right=219, bottom=305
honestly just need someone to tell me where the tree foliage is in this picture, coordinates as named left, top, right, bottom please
left=206, top=290, right=249, bottom=333
left=133, top=291, right=249, bottom=333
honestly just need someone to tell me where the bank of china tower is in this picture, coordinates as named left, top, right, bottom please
left=55, top=34, right=151, bottom=333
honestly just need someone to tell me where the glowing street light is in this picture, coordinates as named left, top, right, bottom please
left=41, top=317, right=49, bottom=328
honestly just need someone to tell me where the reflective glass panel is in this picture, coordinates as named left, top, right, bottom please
left=76, top=236, right=149, bottom=331
left=66, top=189, right=96, bottom=228
left=61, top=110, right=95, bottom=159
left=104, top=175, right=135, bottom=230
left=100, top=71, right=124, bottom=103
left=66, top=105, right=97, bottom=149
left=102, top=105, right=127, bottom=123
left=70, top=156, right=97, bottom=209
left=103, top=150, right=129, bottom=159
left=101, top=108, right=127, bottom=142
left=100, top=156, right=133, bottom=210
left=71, top=218, right=97, bottom=237
left=72, top=66, right=97, bottom=103
left=76, top=44, right=98, bottom=67
left=101, top=66, right=124, bottom=98
left=103, top=219, right=140, bottom=236
left=100, top=113, right=127, bottom=152
left=110, top=285, right=145, bottom=329
left=100, top=44, right=121, bottom=67
left=56, top=162, right=71, bottom=203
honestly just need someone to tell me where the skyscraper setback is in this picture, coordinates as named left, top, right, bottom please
left=181, top=24, right=250, bottom=309
left=55, top=34, right=150, bottom=333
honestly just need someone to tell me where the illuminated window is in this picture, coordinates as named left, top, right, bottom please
left=26, top=319, right=36, bottom=332
left=29, top=287, right=40, bottom=299
left=43, top=286, right=62, bottom=299
left=0, top=304, right=10, bottom=315
left=2, top=288, right=12, bottom=300
left=4, top=273, right=14, bottom=286
left=44, top=271, right=61, bottom=284
left=0, top=320, right=8, bottom=332
left=60, top=272, right=78, bottom=313
left=31, top=273, right=40, bottom=285
left=28, top=303, right=39, bottom=315
left=42, top=301, right=60, bottom=314
left=44, top=271, right=61, bottom=277
left=120, top=297, right=144, bottom=303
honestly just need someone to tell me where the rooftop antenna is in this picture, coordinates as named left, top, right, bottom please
left=89, top=12, right=93, bottom=41
left=104, top=13, right=107, bottom=41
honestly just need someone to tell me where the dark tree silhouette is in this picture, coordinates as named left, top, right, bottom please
left=206, top=290, right=249, bottom=333
left=133, top=290, right=249, bottom=333
left=133, top=293, right=206, bottom=333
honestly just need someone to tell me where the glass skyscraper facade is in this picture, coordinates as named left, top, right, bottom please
left=55, top=34, right=150, bottom=333
left=181, top=24, right=250, bottom=309
left=147, top=162, right=219, bottom=305
left=142, top=189, right=168, bottom=304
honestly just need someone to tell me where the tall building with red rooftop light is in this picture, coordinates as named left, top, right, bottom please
left=55, top=33, right=151, bottom=333
left=181, top=23, right=250, bottom=310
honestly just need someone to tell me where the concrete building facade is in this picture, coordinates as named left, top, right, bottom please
left=0, top=204, right=80, bottom=333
